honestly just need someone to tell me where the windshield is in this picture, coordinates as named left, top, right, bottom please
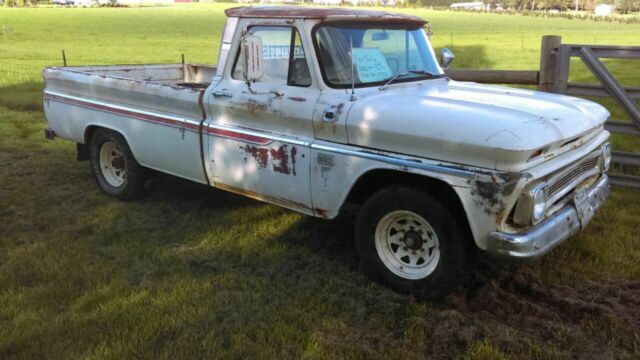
left=313, top=24, right=443, bottom=88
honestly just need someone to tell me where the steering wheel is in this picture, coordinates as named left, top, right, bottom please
left=385, top=56, right=400, bottom=73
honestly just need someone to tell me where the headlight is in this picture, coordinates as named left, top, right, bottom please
left=602, top=143, right=611, bottom=172
left=531, top=184, right=547, bottom=224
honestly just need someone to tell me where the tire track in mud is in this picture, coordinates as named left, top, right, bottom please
left=440, top=266, right=640, bottom=357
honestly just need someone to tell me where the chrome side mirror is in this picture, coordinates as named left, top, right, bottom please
left=241, top=35, right=263, bottom=82
left=440, top=48, right=454, bottom=69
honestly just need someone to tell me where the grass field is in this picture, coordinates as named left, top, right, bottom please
left=1, top=4, right=639, bottom=358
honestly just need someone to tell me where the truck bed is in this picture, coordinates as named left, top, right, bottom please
left=44, top=63, right=216, bottom=124
left=43, top=63, right=217, bottom=183
left=51, top=63, right=217, bottom=88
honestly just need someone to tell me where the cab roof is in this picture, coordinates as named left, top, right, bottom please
left=224, top=6, right=427, bottom=26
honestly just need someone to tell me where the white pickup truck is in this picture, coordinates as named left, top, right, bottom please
left=43, top=6, right=612, bottom=299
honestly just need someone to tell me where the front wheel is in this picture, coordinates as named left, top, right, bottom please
left=355, top=186, right=469, bottom=300
left=89, top=128, right=147, bottom=200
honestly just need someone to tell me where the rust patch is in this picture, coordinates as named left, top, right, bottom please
left=314, top=208, right=329, bottom=219
left=224, top=7, right=426, bottom=27
left=270, top=145, right=291, bottom=175
left=240, top=145, right=269, bottom=169
left=230, top=99, right=272, bottom=116
left=494, top=206, right=508, bottom=227
left=215, top=182, right=312, bottom=213
left=290, top=146, right=297, bottom=176
left=240, top=144, right=298, bottom=175
left=287, top=96, right=306, bottom=102
left=471, top=173, right=522, bottom=216
left=247, top=99, right=269, bottom=114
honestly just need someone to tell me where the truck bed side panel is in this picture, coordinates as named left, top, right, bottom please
left=43, top=66, right=208, bottom=184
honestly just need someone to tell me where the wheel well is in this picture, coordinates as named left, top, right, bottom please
left=81, top=126, right=134, bottom=162
left=346, top=169, right=474, bottom=247
left=83, top=125, right=100, bottom=145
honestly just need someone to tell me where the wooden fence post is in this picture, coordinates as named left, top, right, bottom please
left=539, top=35, right=562, bottom=92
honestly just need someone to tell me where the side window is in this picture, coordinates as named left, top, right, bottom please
left=289, top=31, right=311, bottom=87
left=232, top=26, right=311, bottom=87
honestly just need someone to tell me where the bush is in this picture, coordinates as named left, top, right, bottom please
left=3, top=0, right=33, bottom=6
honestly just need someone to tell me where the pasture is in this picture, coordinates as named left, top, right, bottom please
left=1, top=4, right=639, bottom=358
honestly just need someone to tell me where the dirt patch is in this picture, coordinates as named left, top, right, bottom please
left=437, top=265, right=640, bottom=358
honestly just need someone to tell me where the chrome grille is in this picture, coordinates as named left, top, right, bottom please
left=548, top=156, right=599, bottom=197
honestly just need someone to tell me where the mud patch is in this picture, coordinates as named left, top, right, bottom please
left=438, top=265, right=640, bottom=358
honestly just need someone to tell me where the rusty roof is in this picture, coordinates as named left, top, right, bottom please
left=224, top=6, right=426, bottom=26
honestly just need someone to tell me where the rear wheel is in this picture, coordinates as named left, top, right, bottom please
left=89, top=128, right=147, bottom=200
left=355, top=185, right=468, bottom=300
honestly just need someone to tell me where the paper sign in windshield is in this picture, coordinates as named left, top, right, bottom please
left=352, top=48, right=392, bottom=83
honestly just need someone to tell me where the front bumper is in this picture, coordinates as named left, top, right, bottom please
left=487, top=174, right=610, bottom=259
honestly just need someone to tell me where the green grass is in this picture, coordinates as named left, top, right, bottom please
left=1, top=4, right=639, bottom=359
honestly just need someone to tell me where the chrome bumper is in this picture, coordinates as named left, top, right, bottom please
left=487, top=174, right=610, bottom=259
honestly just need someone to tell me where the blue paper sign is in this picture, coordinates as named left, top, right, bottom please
left=352, top=48, right=393, bottom=83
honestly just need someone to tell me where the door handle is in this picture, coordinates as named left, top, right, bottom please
left=212, top=90, right=232, bottom=98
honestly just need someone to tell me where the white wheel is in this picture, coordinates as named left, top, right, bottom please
left=99, top=140, right=126, bottom=187
left=374, top=210, right=440, bottom=280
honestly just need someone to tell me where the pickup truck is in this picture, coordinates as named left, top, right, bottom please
left=43, top=6, right=612, bottom=299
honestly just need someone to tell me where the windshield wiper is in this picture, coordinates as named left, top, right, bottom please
left=379, top=70, right=446, bottom=91
left=408, top=69, right=447, bottom=79
left=379, top=72, right=409, bottom=91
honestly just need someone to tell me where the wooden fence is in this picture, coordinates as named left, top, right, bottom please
left=445, top=35, right=640, bottom=189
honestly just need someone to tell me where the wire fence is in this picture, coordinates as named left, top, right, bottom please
left=0, top=62, right=45, bottom=87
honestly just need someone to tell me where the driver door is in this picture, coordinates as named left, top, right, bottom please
left=206, top=22, right=319, bottom=215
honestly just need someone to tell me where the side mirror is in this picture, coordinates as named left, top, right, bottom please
left=440, top=48, right=454, bottom=69
left=241, top=35, right=263, bottom=82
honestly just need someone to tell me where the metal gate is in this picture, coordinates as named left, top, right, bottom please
left=552, top=40, right=640, bottom=188
left=447, top=36, right=640, bottom=189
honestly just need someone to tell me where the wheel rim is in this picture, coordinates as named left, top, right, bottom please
left=374, top=210, right=440, bottom=280
left=99, top=141, right=126, bottom=187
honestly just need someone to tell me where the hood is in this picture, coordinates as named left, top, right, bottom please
left=345, top=80, right=610, bottom=172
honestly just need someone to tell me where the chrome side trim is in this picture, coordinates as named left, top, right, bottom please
left=44, top=90, right=308, bottom=146
left=487, top=174, right=609, bottom=259
left=311, top=143, right=476, bottom=179
left=213, top=125, right=310, bottom=147
left=45, top=90, right=475, bottom=178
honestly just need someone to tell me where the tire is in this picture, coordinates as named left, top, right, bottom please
left=355, top=185, right=468, bottom=300
left=89, top=128, right=147, bottom=200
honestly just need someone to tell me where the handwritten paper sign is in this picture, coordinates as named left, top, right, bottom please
left=352, top=48, right=393, bottom=83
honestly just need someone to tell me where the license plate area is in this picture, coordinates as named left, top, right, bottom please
left=573, top=179, right=608, bottom=228
left=574, top=189, right=595, bottom=228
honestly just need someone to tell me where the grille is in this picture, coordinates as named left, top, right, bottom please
left=548, top=156, right=599, bottom=197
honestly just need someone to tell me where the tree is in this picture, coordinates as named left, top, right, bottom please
left=617, top=0, right=640, bottom=13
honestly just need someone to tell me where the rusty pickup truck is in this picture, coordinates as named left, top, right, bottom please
left=43, top=6, right=612, bottom=299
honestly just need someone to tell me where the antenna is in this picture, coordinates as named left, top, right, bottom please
left=349, top=35, right=356, bottom=102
